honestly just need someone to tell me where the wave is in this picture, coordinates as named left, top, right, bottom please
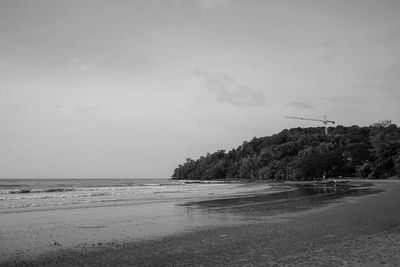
left=0, top=180, right=189, bottom=196
left=0, top=185, right=162, bottom=195
left=3, top=188, right=75, bottom=194
left=0, top=182, right=274, bottom=212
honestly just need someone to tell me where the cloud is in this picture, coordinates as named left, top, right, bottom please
left=319, top=38, right=335, bottom=48
left=365, top=64, right=400, bottom=81
left=0, top=103, right=30, bottom=133
left=322, top=96, right=363, bottom=104
left=68, top=57, right=89, bottom=72
left=357, top=64, right=400, bottom=96
left=288, top=102, right=314, bottom=110
left=195, top=70, right=265, bottom=107
left=76, top=106, right=103, bottom=121
left=315, top=38, right=336, bottom=62
left=372, top=28, right=400, bottom=45
left=0, top=102, right=28, bottom=118
left=200, top=0, right=232, bottom=8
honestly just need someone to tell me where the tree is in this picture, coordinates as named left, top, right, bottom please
left=171, top=124, right=400, bottom=180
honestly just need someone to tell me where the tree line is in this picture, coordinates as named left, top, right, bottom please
left=172, top=124, right=400, bottom=181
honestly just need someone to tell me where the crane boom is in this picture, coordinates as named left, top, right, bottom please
left=285, top=116, right=335, bottom=125
left=285, top=115, right=335, bottom=135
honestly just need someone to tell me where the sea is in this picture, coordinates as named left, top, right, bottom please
left=0, top=178, right=271, bottom=213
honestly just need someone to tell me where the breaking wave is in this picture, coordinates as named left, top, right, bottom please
left=0, top=179, right=274, bottom=212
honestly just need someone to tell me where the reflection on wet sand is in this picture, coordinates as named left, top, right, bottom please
left=181, top=182, right=382, bottom=222
left=0, top=181, right=382, bottom=263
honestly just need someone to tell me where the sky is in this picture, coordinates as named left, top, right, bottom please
left=0, top=0, right=399, bottom=178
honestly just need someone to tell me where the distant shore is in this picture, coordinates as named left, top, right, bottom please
left=3, top=180, right=400, bottom=266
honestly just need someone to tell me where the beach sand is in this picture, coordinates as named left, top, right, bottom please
left=3, top=180, right=400, bottom=266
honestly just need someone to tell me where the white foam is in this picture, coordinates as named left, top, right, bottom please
left=0, top=183, right=272, bottom=212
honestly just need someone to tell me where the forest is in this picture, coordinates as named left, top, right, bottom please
left=172, top=122, right=400, bottom=181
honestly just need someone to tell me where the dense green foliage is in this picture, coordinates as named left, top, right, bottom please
left=172, top=124, right=400, bottom=181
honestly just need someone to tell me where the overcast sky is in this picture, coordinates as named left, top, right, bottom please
left=1, top=0, right=399, bottom=178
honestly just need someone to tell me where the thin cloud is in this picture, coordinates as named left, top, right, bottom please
left=322, top=96, right=363, bottom=104
left=358, top=64, right=400, bottom=96
left=195, top=70, right=265, bottom=107
left=76, top=106, right=103, bottom=121
left=0, top=102, right=28, bottom=117
left=365, top=64, right=400, bottom=81
left=0, top=102, right=30, bottom=132
left=288, top=102, right=314, bottom=110
left=372, top=28, right=400, bottom=45
left=200, top=0, right=232, bottom=8
left=319, top=38, right=335, bottom=48
left=315, top=38, right=336, bottom=62
left=68, top=57, right=89, bottom=72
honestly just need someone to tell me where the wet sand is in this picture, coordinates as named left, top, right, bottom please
left=3, top=181, right=400, bottom=266
left=0, top=182, right=273, bottom=261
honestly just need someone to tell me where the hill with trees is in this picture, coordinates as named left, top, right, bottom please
left=172, top=123, right=400, bottom=181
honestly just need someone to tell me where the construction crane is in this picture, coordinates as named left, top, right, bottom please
left=285, top=115, right=335, bottom=135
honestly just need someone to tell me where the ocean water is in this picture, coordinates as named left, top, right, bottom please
left=0, top=179, right=271, bottom=213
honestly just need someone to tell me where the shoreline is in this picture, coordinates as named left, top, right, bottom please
left=3, top=180, right=399, bottom=266
left=0, top=182, right=284, bottom=262
left=0, top=181, right=273, bottom=215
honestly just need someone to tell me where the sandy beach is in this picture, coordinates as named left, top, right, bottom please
left=2, top=180, right=400, bottom=266
left=0, top=181, right=274, bottom=261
